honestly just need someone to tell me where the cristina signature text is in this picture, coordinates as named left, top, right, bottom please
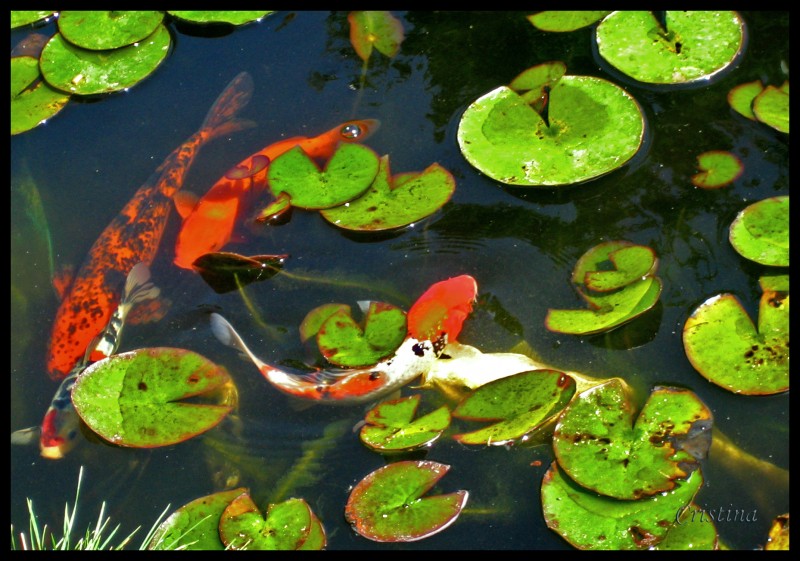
left=675, top=505, right=758, bottom=524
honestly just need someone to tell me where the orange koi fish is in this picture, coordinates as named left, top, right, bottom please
left=45, top=72, right=254, bottom=381
left=208, top=275, right=478, bottom=405
left=172, top=118, right=380, bottom=270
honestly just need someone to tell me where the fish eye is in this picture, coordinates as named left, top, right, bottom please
left=340, top=123, right=364, bottom=140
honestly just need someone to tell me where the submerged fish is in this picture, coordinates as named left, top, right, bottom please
left=45, top=72, right=254, bottom=381
left=13, top=262, right=161, bottom=459
left=173, top=118, right=380, bottom=270
left=208, top=275, right=478, bottom=405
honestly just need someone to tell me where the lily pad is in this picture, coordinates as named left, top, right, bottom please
left=167, top=11, right=274, bottom=26
left=752, top=83, right=789, bottom=133
left=11, top=11, right=55, bottom=28
left=348, top=11, right=404, bottom=61
left=219, top=493, right=325, bottom=550
left=71, top=348, right=234, bottom=448
left=691, top=150, right=743, bottom=189
left=683, top=290, right=789, bottom=395
left=191, top=252, right=288, bottom=294
left=541, top=462, right=704, bottom=550
left=299, top=303, right=350, bottom=343
left=552, top=379, right=712, bottom=499
left=729, top=196, right=789, bottom=266
left=655, top=503, right=719, bottom=550
left=360, top=395, right=451, bottom=453
left=344, top=460, right=468, bottom=542
left=527, top=11, right=611, bottom=32
left=57, top=11, right=164, bottom=50
left=764, top=513, right=790, bottom=550
left=728, top=79, right=764, bottom=120
left=457, top=76, right=645, bottom=186
left=39, top=24, right=171, bottom=95
left=320, top=156, right=456, bottom=232
left=148, top=487, right=248, bottom=550
left=407, top=275, right=478, bottom=342
left=573, top=241, right=658, bottom=292
left=11, top=55, right=70, bottom=135
left=451, top=369, right=576, bottom=446
left=266, top=143, right=380, bottom=210
left=595, top=11, right=745, bottom=86
left=316, top=301, right=407, bottom=367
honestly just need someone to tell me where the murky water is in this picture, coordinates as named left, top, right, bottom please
left=11, top=11, right=788, bottom=550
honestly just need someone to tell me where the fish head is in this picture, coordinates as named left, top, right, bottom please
left=407, top=275, right=478, bottom=343
left=39, top=406, right=81, bottom=460
left=174, top=195, right=240, bottom=270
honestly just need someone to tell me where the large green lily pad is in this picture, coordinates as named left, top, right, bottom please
left=552, top=380, right=712, bottom=499
left=541, top=462, right=704, bottom=550
left=360, top=395, right=451, bottom=453
left=729, top=196, right=789, bottom=266
left=457, top=76, right=644, bottom=186
left=320, top=156, right=456, bottom=232
left=595, top=11, right=745, bottom=85
left=11, top=55, right=70, bottom=135
left=683, top=289, right=789, bottom=395
left=71, top=348, right=234, bottom=448
left=57, top=11, right=164, bottom=50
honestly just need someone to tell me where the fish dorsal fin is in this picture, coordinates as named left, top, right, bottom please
left=173, top=191, right=200, bottom=220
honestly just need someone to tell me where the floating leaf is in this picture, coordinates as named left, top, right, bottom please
left=71, top=348, right=234, bottom=448
left=11, top=11, right=55, bottom=28
left=299, top=303, right=350, bottom=343
left=595, top=11, right=745, bottom=85
left=452, top=369, right=576, bottom=446
left=458, top=76, right=645, bottom=186
left=752, top=83, right=789, bottom=133
left=219, top=493, right=325, bottom=550
left=11, top=55, right=70, bottom=135
left=574, top=241, right=658, bottom=292
left=191, top=252, right=288, bottom=294
left=729, top=196, right=789, bottom=266
left=57, top=11, right=164, bottom=50
left=764, top=513, right=790, bottom=550
left=39, top=25, right=171, bottom=95
left=345, top=460, right=468, bottom=542
left=683, top=290, right=789, bottom=395
left=541, top=462, right=704, bottom=550
left=316, top=301, right=407, bottom=367
left=149, top=487, right=248, bottom=550
left=728, top=79, right=764, bottom=120
left=691, top=150, right=743, bottom=189
left=348, top=11, right=404, bottom=61
left=360, top=395, right=451, bottom=453
left=267, top=143, right=380, bottom=210
left=167, top=11, right=274, bottom=26
left=527, top=11, right=610, bottom=32
left=407, top=275, right=478, bottom=342
left=320, top=156, right=455, bottom=232
left=552, top=380, right=712, bottom=499
left=655, top=503, right=719, bottom=550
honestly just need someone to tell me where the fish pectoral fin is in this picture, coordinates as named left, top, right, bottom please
left=127, top=297, right=171, bottom=325
left=11, top=426, right=40, bottom=446
left=173, top=191, right=200, bottom=220
left=51, top=264, right=75, bottom=301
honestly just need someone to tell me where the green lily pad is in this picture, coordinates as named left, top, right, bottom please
left=267, top=143, right=380, bottom=210
left=451, top=369, right=576, bottom=446
left=320, top=156, right=456, bottom=232
left=191, top=252, right=288, bottom=294
left=11, top=56, right=71, bottom=135
left=527, top=11, right=611, bottom=32
left=655, top=503, right=719, bottom=550
left=691, top=150, right=743, bottom=189
left=541, top=462, right=704, bottom=550
left=573, top=241, right=658, bottom=292
left=729, top=196, right=789, bottom=266
left=11, top=11, right=55, bottom=28
left=316, top=301, right=407, bottom=367
left=360, top=395, right=451, bottom=453
left=348, top=11, right=404, bottom=61
left=71, top=348, right=234, bottom=448
left=345, top=460, right=469, bottom=542
left=728, top=80, right=764, bottom=120
left=760, top=272, right=789, bottom=293
left=683, top=290, right=789, bottom=395
left=552, top=380, right=712, bottom=499
left=219, top=494, right=324, bottom=550
left=39, top=25, right=171, bottom=95
left=57, top=11, right=164, bottom=50
left=148, top=487, right=248, bottom=550
left=753, top=83, right=789, bottom=133
left=167, top=11, right=274, bottom=26
left=299, top=303, right=350, bottom=343
left=595, top=11, right=745, bottom=85
left=457, top=76, right=644, bottom=186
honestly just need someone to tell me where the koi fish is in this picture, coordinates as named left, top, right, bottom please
left=13, top=262, right=161, bottom=459
left=208, top=275, right=478, bottom=405
left=45, top=72, right=254, bottom=381
left=172, top=118, right=380, bottom=270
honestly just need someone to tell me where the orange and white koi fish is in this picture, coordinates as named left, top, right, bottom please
left=208, top=275, right=478, bottom=405
left=13, top=262, right=160, bottom=459
left=172, top=118, right=380, bottom=270
left=45, top=72, right=254, bottom=381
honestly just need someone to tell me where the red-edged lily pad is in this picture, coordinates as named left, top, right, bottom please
left=57, top=11, right=164, bottom=50
left=452, top=369, right=576, bottom=446
left=360, top=395, right=451, bottom=453
left=729, top=196, right=789, bottom=267
left=71, top=347, right=234, bottom=448
left=407, top=275, right=478, bottom=342
left=11, top=55, right=71, bottom=135
left=691, top=150, right=743, bottom=189
left=348, top=11, right=404, bottom=61
left=552, top=379, right=712, bottom=500
left=753, top=83, right=789, bottom=134
left=345, top=460, right=468, bottom=542
left=191, top=252, right=288, bottom=294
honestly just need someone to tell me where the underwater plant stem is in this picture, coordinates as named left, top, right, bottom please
left=350, top=57, right=370, bottom=118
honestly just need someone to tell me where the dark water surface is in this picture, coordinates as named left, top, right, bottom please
left=11, top=11, right=788, bottom=550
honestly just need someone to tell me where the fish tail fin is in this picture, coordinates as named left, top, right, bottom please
left=210, top=313, right=259, bottom=364
left=123, top=262, right=161, bottom=306
left=201, top=72, right=257, bottom=139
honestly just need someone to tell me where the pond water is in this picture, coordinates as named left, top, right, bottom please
left=11, top=11, right=788, bottom=550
